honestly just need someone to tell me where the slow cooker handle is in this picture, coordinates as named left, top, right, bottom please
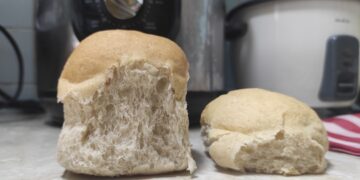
left=225, top=21, right=247, bottom=40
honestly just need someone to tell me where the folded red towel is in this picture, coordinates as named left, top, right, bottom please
left=322, top=114, right=360, bottom=156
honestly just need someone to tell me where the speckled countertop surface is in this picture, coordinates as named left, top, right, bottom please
left=1, top=112, right=360, bottom=180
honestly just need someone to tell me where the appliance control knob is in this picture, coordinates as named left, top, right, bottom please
left=104, top=0, right=143, bottom=20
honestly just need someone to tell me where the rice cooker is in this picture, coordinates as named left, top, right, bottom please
left=227, top=0, right=360, bottom=108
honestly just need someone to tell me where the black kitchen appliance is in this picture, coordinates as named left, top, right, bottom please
left=72, top=0, right=180, bottom=40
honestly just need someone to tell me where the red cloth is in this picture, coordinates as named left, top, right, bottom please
left=322, top=114, right=360, bottom=156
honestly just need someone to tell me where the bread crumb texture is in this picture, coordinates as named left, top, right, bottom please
left=201, top=88, right=329, bottom=175
left=56, top=30, right=195, bottom=176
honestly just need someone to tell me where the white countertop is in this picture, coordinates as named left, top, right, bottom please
left=1, top=112, right=360, bottom=180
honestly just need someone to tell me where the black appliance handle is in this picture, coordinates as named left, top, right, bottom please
left=225, top=21, right=247, bottom=40
left=225, top=0, right=271, bottom=40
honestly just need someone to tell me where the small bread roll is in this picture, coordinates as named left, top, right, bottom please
left=56, top=30, right=196, bottom=176
left=201, top=88, right=328, bottom=175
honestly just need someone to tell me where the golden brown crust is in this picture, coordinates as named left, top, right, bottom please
left=200, top=89, right=328, bottom=148
left=200, top=88, right=329, bottom=175
left=58, top=30, right=189, bottom=101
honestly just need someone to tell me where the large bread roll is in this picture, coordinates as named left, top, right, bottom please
left=56, top=30, right=196, bottom=176
left=201, top=88, right=328, bottom=175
